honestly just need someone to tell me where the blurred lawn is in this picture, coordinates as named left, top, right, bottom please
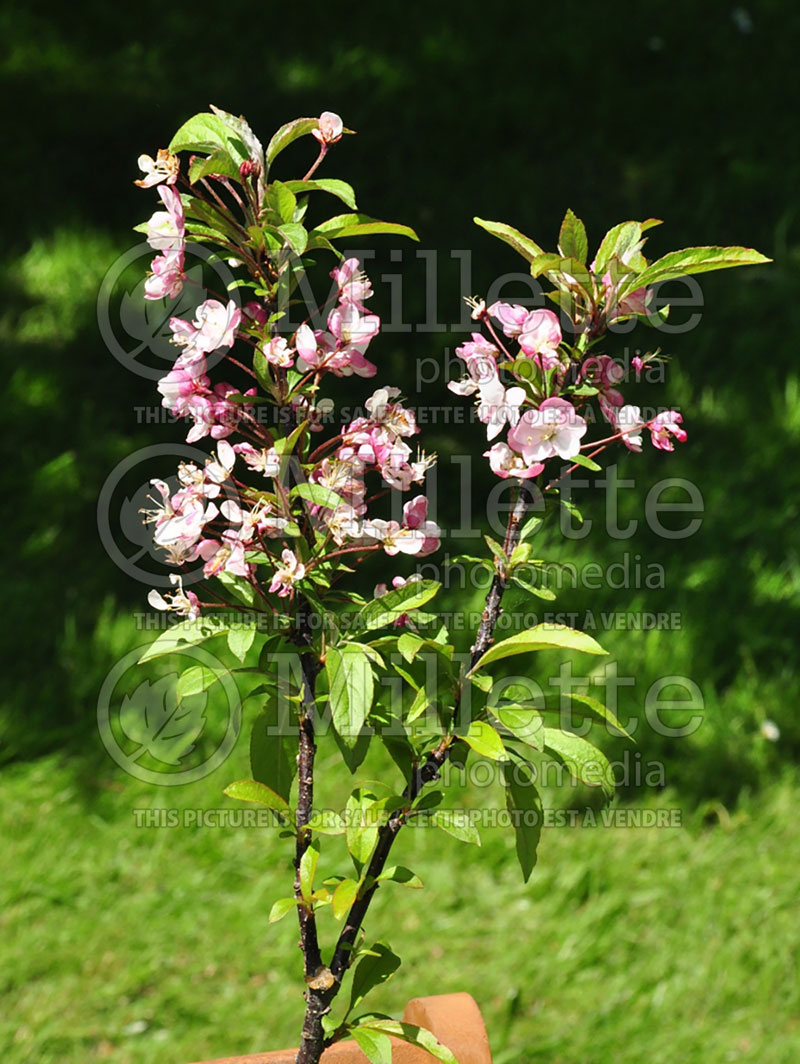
left=3, top=749, right=799, bottom=1063
left=1, top=1, right=799, bottom=1060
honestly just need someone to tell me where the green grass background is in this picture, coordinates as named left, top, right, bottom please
left=1, top=1, right=799, bottom=1060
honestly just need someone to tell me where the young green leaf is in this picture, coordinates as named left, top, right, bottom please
left=291, top=482, right=347, bottom=510
left=350, top=1027, right=393, bottom=1064
left=348, top=942, right=402, bottom=1015
left=175, top=664, right=225, bottom=701
left=299, top=843, right=319, bottom=903
left=138, top=617, right=231, bottom=662
left=376, top=865, right=424, bottom=889
left=560, top=692, right=636, bottom=741
left=503, top=761, right=543, bottom=882
left=265, top=117, right=319, bottom=167
left=227, top=625, right=256, bottom=663
left=356, top=580, right=441, bottom=631
left=284, top=178, right=358, bottom=210
left=473, top=217, right=546, bottom=264
left=489, top=704, right=544, bottom=751
left=326, top=645, right=374, bottom=745
left=332, top=877, right=360, bottom=920
left=542, top=727, right=616, bottom=798
left=313, top=213, right=419, bottom=242
left=354, top=1019, right=458, bottom=1064
left=223, top=778, right=291, bottom=814
left=268, top=897, right=298, bottom=924
left=250, top=702, right=299, bottom=803
left=622, top=244, right=772, bottom=294
left=558, top=208, right=589, bottom=264
left=460, top=720, right=507, bottom=761
left=431, top=810, right=480, bottom=846
left=470, top=623, right=606, bottom=672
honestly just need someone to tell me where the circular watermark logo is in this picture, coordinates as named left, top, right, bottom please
left=97, top=644, right=242, bottom=785
left=97, top=240, right=239, bottom=380
left=97, top=443, right=241, bottom=587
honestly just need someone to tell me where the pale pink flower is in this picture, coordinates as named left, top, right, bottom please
left=518, top=309, right=562, bottom=362
left=157, top=357, right=209, bottom=416
left=365, top=388, right=418, bottom=437
left=147, top=575, right=200, bottom=621
left=312, top=111, right=344, bottom=145
left=197, top=530, right=252, bottom=579
left=455, top=333, right=499, bottom=382
left=243, top=301, right=268, bottom=327
left=401, top=495, right=441, bottom=557
left=144, top=250, right=185, bottom=300
left=192, top=299, right=242, bottom=353
left=331, top=258, right=373, bottom=309
left=488, top=302, right=531, bottom=338
left=649, top=410, right=687, bottom=452
left=616, top=405, right=645, bottom=452
left=328, top=304, right=380, bottom=348
left=484, top=442, right=545, bottom=479
left=144, top=481, right=218, bottom=552
left=135, top=149, right=179, bottom=188
left=324, top=504, right=363, bottom=545
left=234, top=442, right=281, bottom=477
left=264, top=336, right=294, bottom=367
left=269, top=549, right=305, bottom=597
left=145, top=185, right=185, bottom=252
left=507, top=397, right=587, bottom=462
left=582, top=354, right=625, bottom=423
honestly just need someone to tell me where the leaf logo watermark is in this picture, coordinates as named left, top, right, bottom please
left=97, top=645, right=241, bottom=784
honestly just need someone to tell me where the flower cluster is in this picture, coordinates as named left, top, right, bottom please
left=134, top=116, right=439, bottom=621
left=449, top=297, right=686, bottom=481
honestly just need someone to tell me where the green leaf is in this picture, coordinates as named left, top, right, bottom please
left=542, top=728, right=616, bottom=798
left=223, top=778, right=291, bottom=814
left=299, top=844, right=319, bottom=903
left=277, top=222, right=308, bottom=255
left=431, top=810, right=480, bottom=846
left=138, top=617, right=230, bottom=662
left=227, top=625, right=256, bottom=663
left=215, top=570, right=255, bottom=605
left=570, top=452, right=602, bottom=472
left=356, top=580, right=441, bottom=632
left=169, top=112, right=247, bottom=163
left=489, top=704, right=544, bottom=751
left=268, top=897, right=298, bottom=924
left=511, top=575, right=557, bottom=602
left=266, top=117, right=319, bottom=167
left=471, top=623, right=607, bottom=672
left=284, top=178, right=358, bottom=210
left=355, top=1019, right=458, bottom=1064
left=473, top=217, right=546, bottom=264
left=558, top=208, right=588, bottom=264
left=561, top=692, right=635, bottom=741
left=188, top=149, right=240, bottom=183
left=175, top=664, right=225, bottom=701
left=250, top=702, right=299, bottom=803
left=459, top=720, right=507, bottom=761
left=503, top=761, right=543, bottom=882
left=313, top=213, right=419, bottom=242
left=291, top=482, right=346, bottom=511
left=307, top=810, right=346, bottom=835
left=346, top=788, right=379, bottom=869
left=350, top=1027, right=393, bottom=1064
left=593, top=220, right=644, bottom=276
left=326, top=645, right=374, bottom=746
left=622, top=244, right=772, bottom=295
left=266, top=180, right=297, bottom=223
left=332, top=877, right=360, bottom=920
left=397, top=632, right=424, bottom=663
left=348, top=942, right=402, bottom=1015
left=376, top=865, right=424, bottom=889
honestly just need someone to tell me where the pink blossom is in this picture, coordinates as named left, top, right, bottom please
left=331, top=258, right=373, bottom=309
left=193, top=299, right=242, bottom=352
left=365, top=388, right=418, bottom=437
left=243, top=300, right=269, bottom=327
left=323, top=504, right=363, bottom=545
left=582, top=355, right=625, bottom=424
left=455, top=333, right=499, bottom=382
left=264, top=336, right=294, bottom=367
left=618, top=286, right=652, bottom=317
left=268, top=549, right=305, bottom=597
left=234, top=442, right=281, bottom=477
left=147, top=575, right=199, bottom=621
left=616, top=405, right=645, bottom=452
left=448, top=366, right=524, bottom=441
left=631, top=356, right=645, bottom=379
left=649, top=410, right=687, bottom=452
left=484, top=442, right=545, bottom=479
left=135, top=149, right=179, bottom=188
left=401, top=495, right=441, bottom=557
left=157, top=356, right=209, bottom=417
left=144, top=250, right=185, bottom=300
left=312, top=111, right=344, bottom=145
left=197, top=530, right=252, bottom=579
left=488, top=302, right=531, bottom=338
left=507, top=397, right=587, bottom=463
left=145, top=185, right=185, bottom=252
left=328, top=304, right=380, bottom=348
left=144, top=480, right=218, bottom=553
left=518, top=309, right=562, bottom=363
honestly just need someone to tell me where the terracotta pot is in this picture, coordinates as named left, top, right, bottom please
left=189, top=993, right=492, bottom=1063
